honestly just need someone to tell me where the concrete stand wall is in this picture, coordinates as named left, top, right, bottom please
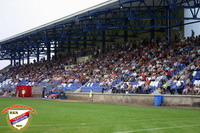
left=66, top=93, right=200, bottom=107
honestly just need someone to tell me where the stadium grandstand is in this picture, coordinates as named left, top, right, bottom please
left=0, top=0, right=200, bottom=97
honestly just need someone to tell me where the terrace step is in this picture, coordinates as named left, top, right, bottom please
left=105, top=89, right=112, bottom=94
left=74, top=87, right=81, bottom=93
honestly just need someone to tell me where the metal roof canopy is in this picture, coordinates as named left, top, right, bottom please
left=0, top=0, right=199, bottom=64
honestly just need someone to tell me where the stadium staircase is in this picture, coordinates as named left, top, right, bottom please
left=166, top=62, right=194, bottom=85
left=74, top=86, right=81, bottom=93
left=0, top=65, right=12, bottom=73
left=106, top=89, right=112, bottom=94
left=152, top=62, right=194, bottom=94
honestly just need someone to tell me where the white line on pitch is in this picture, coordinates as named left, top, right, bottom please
left=26, top=116, right=200, bottom=128
left=0, top=117, right=199, bottom=129
left=114, top=124, right=200, bottom=133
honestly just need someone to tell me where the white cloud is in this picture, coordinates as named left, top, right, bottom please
left=0, top=0, right=108, bottom=40
left=184, top=8, right=200, bottom=37
left=0, top=0, right=108, bottom=69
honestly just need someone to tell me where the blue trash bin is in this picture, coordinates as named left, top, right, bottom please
left=154, top=95, right=164, bottom=106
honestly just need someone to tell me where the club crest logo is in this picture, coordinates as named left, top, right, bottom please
left=2, top=105, right=37, bottom=131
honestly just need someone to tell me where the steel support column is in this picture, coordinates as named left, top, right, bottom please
left=10, top=54, right=13, bottom=66
left=124, top=18, right=128, bottom=42
left=1, top=0, right=200, bottom=57
left=47, top=42, right=51, bottom=61
left=83, top=32, right=87, bottom=56
left=18, top=51, right=21, bottom=65
left=54, top=42, right=57, bottom=60
left=22, top=54, right=24, bottom=65
left=102, top=31, right=105, bottom=53
left=37, top=43, right=40, bottom=62
left=14, top=53, right=16, bottom=66
left=68, top=38, right=71, bottom=54
left=167, top=7, right=171, bottom=43
left=84, top=32, right=87, bottom=49
left=27, top=46, right=30, bottom=65
left=150, top=19, right=155, bottom=41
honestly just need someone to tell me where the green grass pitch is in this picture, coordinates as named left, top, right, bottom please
left=0, top=97, right=199, bottom=133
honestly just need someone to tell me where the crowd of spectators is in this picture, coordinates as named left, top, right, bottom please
left=1, top=88, right=15, bottom=97
left=0, top=33, right=200, bottom=95
left=159, top=36, right=200, bottom=95
left=44, top=89, right=66, bottom=99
